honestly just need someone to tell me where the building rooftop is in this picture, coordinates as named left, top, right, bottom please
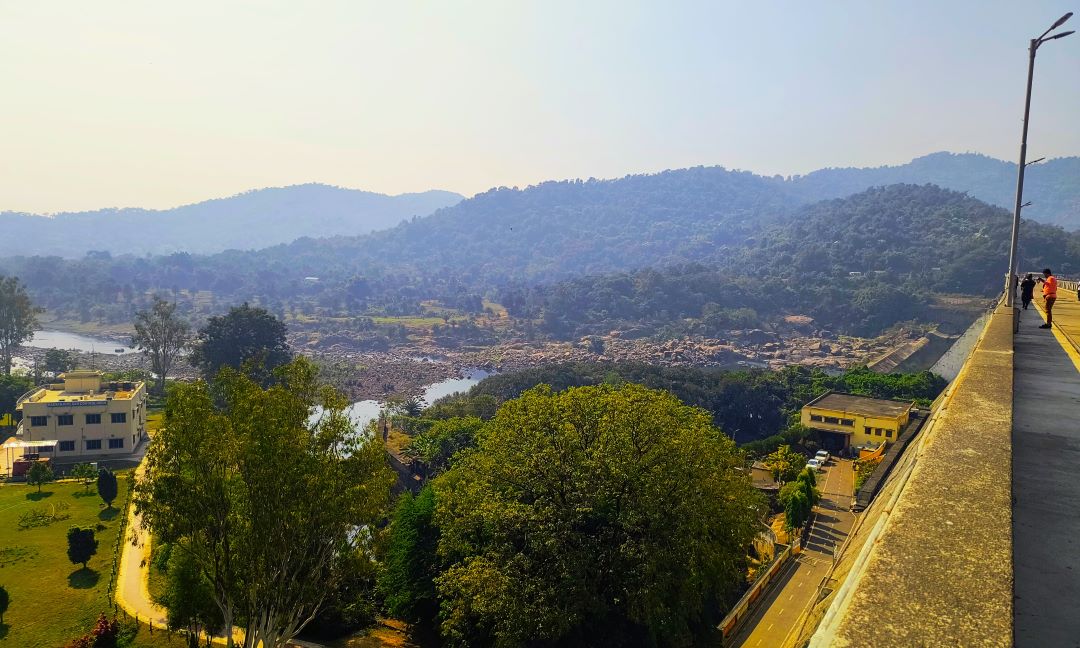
left=750, top=461, right=779, bottom=491
left=804, top=392, right=913, bottom=418
left=60, top=370, right=104, bottom=381
left=17, top=379, right=144, bottom=409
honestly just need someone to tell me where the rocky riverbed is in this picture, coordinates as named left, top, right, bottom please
left=13, top=326, right=922, bottom=403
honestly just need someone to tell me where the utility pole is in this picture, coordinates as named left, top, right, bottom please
left=1004, top=12, right=1074, bottom=307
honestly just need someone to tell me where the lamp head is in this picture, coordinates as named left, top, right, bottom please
left=1050, top=12, right=1073, bottom=30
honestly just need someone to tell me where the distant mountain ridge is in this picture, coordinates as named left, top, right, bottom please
left=5, top=174, right=1080, bottom=337
left=2, top=151, right=1077, bottom=260
left=267, top=152, right=1079, bottom=285
left=790, top=152, right=1080, bottom=228
left=0, top=184, right=464, bottom=257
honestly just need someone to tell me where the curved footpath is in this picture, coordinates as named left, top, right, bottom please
left=114, top=460, right=169, bottom=629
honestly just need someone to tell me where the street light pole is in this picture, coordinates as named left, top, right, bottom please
left=1004, top=12, right=1074, bottom=307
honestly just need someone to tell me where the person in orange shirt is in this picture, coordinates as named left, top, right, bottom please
left=1037, top=268, right=1057, bottom=329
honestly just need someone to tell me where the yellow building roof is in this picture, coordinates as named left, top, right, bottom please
left=17, top=382, right=144, bottom=408
left=804, top=392, right=912, bottom=418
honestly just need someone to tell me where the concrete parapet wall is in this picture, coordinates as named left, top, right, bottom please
left=719, top=541, right=796, bottom=640
left=812, top=304, right=1014, bottom=647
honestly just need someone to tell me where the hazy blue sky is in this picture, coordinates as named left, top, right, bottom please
left=2, top=1, right=1078, bottom=212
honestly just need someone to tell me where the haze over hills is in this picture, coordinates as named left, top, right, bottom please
left=2, top=151, right=1076, bottom=261
left=790, top=152, right=1080, bottom=229
left=0, top=184, right=464, bottom=257
left=253, top=158, right=1078, bottom=287
left=497, top=183, right=1074, bottom=340
left=6, top=174, right=1079, bottom=340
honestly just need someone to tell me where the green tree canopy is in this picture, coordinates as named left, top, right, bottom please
left=763, top=444, right=805, bottom=483
left=43, top=348, right=74, bottom=375
left=27, top=461, right=54, bottom=493
left=0, top=584, right=8, bottom=623
left=71, top=464, right=97, bottom=492
left=796, top=469, right=820, bottom=507
left=135, top=358, right=393, bottom=647
left=0, top=276, right=41, bottom=376
left=434, top=384, right=765, bottom=647
left=96, top=469, right=118, bottom=508
left=163, top=545, right=223, bottom=638
left=189, top=303, right=291, bottom=385
left=404, top=417, right=484, bottom=476
left=0, top=374, right=32, bottom=419
left=132, top=296, right=192, bottom=394
left=377, top=486, right=440, bottom=630
left=66, top=526, right=98, bottom=569
left=785, top=490, right=810, bottom=530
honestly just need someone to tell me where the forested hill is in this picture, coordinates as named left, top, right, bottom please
left=746, top=183, right=1074, bottom=293
left=4, top=181, right=1078, bottom=339
left=174, top=156, right=1079, bottom=288
left=0, top=184, right=463, bottom=257
left=503, top=184, right=1080, bottom=339
left=790, top=152, right=1080, bottom=229
left=357, top=166, right=801, bottom=282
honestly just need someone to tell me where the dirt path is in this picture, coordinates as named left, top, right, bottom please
left=114, top=460, right=169, bottom=628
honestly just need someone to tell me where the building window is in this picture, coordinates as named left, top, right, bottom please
left=30, top=416, right=48, bottom=427
left=810, top=414, right=824, bottom=423
left=824, top=416, right=839, bottom=425
left=108, top=438, right=124, bottom=449
left=59, top=440, right=75, bottom=452
left=86, top=413, right=101, bottom=425
left=111, top=413, right=127, bottom=424
left=58, top=414, right=74, bottom=426
left=85, top=439, right=102, bottom=451
left=875, top=429, right=882, bottom=436
left=885, top=430, right=893, bottom=438
left=840, top=419, right=854, bottom=427
left=864, top=426, right=872, bottom=434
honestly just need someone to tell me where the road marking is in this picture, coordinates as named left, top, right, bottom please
left=1033, top=301, right=1080, bottom=373
left=767, top=623, right=774, bottom=631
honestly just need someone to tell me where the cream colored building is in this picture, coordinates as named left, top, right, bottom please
left=15, top=370, right=147, bottom=458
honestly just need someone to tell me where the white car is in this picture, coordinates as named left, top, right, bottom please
left=806, top=458, right=822, bottom=471
left=815, top=450, right=830, bottom=463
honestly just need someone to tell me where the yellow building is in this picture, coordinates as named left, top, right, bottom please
left=15, top=370, right=147, bottom=459
left=801, top=392, right=913, bottom=452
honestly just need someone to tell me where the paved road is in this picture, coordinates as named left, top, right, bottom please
left=729, top=458, right=856, bottom=648
left=1013, top=298, right=1080, bottom=647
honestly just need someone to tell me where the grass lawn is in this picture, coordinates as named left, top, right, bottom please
left=146, top=412, right=165, bottom=436
left=0, top=479, right=121, bottom=646
left=147, top=541, right=168, bottom=606
left=0, top=476, right=184, bottom=647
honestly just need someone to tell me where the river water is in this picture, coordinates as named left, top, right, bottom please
left=26, top=329, right=137, bottom=355
left=339, top=368, right=492, bottom=432
left=26, top=329, right=488, bottom=433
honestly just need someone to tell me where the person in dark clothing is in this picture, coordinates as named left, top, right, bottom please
left=1020, top=273, right=1036, bottom=310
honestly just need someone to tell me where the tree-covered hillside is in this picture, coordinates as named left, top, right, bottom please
left=791, top=152, right=1080, bottom=229
left=355, top=167, right=800, bottom=282
left=1, top=179, right=1077, bottom=338
left=500, top=184, right=1080, bottom=338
